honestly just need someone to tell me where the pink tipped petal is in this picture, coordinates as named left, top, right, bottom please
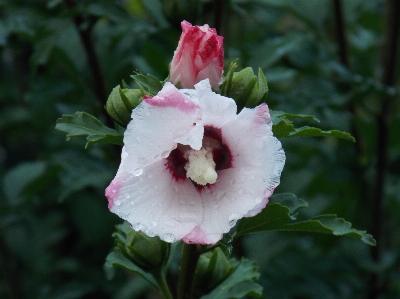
left=122, top=83, right=202, bottom=173
left=108, top=160, right=204, bottom=243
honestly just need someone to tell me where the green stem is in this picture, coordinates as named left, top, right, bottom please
left=153, top=272, right=174, bottom=299
left=177, top=244, right=202, bottom=299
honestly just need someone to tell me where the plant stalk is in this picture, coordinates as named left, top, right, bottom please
left=154, top=272, right=174, bottom=299
left=177, top=244, right=201, bottom=299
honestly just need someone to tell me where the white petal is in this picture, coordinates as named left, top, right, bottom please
left=194, top=79, right=237, bottom=127
left=106, top=160, right=205, bottom=243
left=122, top=83, right=202, bottom=174
left=191, top=104, right=285, bottom=240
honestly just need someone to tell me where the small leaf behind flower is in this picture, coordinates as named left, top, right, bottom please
left=235, top=193, right=375, bottom=246
left=105, top=250, right=157, bottom=287
left=55, top=112, right=123, bottom=148
left=131, top=73, right=164, bottom=95
left=271, top=115, right=355, bottom=142
left=201, top=259, right=262, bottom=299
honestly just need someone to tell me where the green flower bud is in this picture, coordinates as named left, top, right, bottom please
left=194, top=247, right=233, bottom=296
left=105, top=86, right=144, bottom=127
left=220, top=60, right=268, bottom=111
left=124, top=230, right=170, bottom=273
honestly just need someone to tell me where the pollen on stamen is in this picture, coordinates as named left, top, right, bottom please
left=184, top=147, right=218, bottom=186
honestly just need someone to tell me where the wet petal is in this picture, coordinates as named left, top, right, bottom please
left=122, top=83, right=202, bottom=173
left=193, top=104, right=285, bottom=240
left=106, top=160, right=205, bottom=243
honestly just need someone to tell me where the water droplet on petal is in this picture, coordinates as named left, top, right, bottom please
left=125, top=194, right=131, bottom=199
left=173, top=186, right=179, bottom=193
left=239, top=189, right=245, bottom=195
left=217, top=191, right=226, bottom=201
left=112, top=189, right=116, bottom=193
left=131, top=223, right=142, bottom=230
left=163, top=233, right=176, bottom=242
left=130, top=201, right=135, bottom=205
left=214, top=204, right=220, bottom=210
left=151, top=221, right=157, bottom=227
left=133, top=168, right=143, bottom=176
left=179, top=200, right=186, bottom=205
left=161, top=150, right=170, bottom=158
left=255, top=197, right=263, bottom=204
left=189, top=201, right=196, bottom=206
left=147, top=229, right=156, bottom=237
left=230, top=178, right=236, bottom=185
left=147, top=173, right=153, bottom=179
left=114, top=200, right=121, bottom=206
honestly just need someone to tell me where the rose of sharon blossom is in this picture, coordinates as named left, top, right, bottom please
left=105, top=79, right=285, bottom=244
left=170, top=21, right=224, bottom=89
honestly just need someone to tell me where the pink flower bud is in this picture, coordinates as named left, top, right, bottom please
left=170, top=20, right=224, bottom=89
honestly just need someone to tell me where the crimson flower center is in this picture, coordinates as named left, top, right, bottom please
left=166, top=126, right=232, bottom=188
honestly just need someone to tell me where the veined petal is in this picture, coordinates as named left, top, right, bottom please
left=190, top=104, right=285, bottom=241
left=122, top=83, right=202, bottom=173
left=106, top=160, right=204, bottom=243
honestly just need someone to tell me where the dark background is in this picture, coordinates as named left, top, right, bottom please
left=1, top=0, right=399, bottom=298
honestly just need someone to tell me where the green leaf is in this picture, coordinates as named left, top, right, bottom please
left=272, top=118, right=355, bottom=142
left=235, top=193, right=375, bottom=246
left=105, top=250, right=157, bottom=288
left=285, top=215, right=376, bottom=246
left=201, top=259, right=262, bottom=299
left=270, top=110, right=320, bottom=123
left=55, top=112, right=123, bottom=148
left=131, top=73, right=164, bottom=96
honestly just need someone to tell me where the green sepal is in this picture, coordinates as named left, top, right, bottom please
left=131, top=72, right=164, bottom=95
left=194, top=247, right=234, bottom=297
left=200, top=258, right=263, bottom=299
left=124, top=230, right=171, bottom=273
left=220, top=60, right=268, bottom=111
left=55, top=112, right=123, bottom=148
left=234, top=193, right=375, bottom=246
left=105, top=85, right=144, bottom=126
left=270, top=110, right=355, bottom=142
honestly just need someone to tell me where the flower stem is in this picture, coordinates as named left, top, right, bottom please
left=153, top=272, right=174, bottom=299
left=177, top=244, right=201, bottom=299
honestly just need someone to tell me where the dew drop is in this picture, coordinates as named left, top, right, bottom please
left=217, top=191, right=226, bottom=201
left=255, top=197, right=263, bottom=204
left=163, top=233, right=176, bottom=243
left=133, top=168, right=143, bottom=176
left=161, top=150, right=170, bottom=158
left=131, top=223, right=142, bottom=230
left=230, top=178, right=236, bottom=186
left=189, top=201, right=196, bottom=206
left=214, top=204, right=220, bottom=210
left=145, top=111, right=151, bottom=116
left=112, top=189, right=116, bottom=193
left=130, top=201, right=135, bottom=205
left=125, top=194, right=131, bottom=199
left=179, top=200, right=186, bottom=205
left=173, top=186, right=179, bottom=193
left=154, top=154, right=160, bottom=160
left=147, top=173, right=153, bottom=179
left=147, top=229, right=156, bottom=237
left=114, top=200, right=121, bottom=206
left=151, top=221, right=157, bottom=227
